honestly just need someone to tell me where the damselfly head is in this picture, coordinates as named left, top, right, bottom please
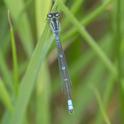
left=47, top=12, right=60, bottom=20
left=47, top=12, right=60, bottom=32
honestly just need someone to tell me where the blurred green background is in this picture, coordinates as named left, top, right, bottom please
left=0, top=0, right=124, bottom=124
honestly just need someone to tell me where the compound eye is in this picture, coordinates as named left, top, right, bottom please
left=55, top=13, right=60, bottom=17
left=47, top=13, right=53, bottom=18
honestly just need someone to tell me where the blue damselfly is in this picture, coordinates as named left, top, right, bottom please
left=47, top=12, right=74, bottom=113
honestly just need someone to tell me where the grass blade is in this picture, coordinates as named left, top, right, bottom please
left=4, top=0, right=34, bottom=57
left=0, top=79, right=13, bottom=112
left=62, top=0, right=112, bottom=41
left=35, top=0, right=51, bottom=38
left=9, top=27, right=53, bottom=124
left=36, top=63, right=51, bottom=124
left=58, top=0, right=117, bottom=77
left=8, top=11, right=19, bottom=94
left=90, top=86, right=111, bottom=124
left=0, top=50, right=12, bottom=90
left=35, top=1, right=51, bottom=124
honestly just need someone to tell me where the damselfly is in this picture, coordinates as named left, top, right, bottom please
left=47, top=12, right=74, bottom=113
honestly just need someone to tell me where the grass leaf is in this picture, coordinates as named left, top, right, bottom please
left=9, top=27, right=53, bottom=124
left=0, top=79, right=13, bottom=112
left=4, top=0, right=34, bottom=57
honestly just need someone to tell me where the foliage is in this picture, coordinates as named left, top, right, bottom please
left=0, top=0, right=123, bottom=124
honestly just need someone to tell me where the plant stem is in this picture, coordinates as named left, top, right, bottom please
left=8, top=11, right=19, bottom=95
left=115, top=0, right=124, bottom=122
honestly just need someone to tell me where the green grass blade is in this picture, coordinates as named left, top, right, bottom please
left=62, top=0, right=112, bottom=41
left=62, top=0, right=84, bottom=28
left=4, top=0, right=34, bottom=57
left=35, top=1, right=51, bottom=124
left=90, top=86, right=111, bottom=124
left=113, top=0, right=124, bottom=121
left=8, top=11, right=19, bottom=94
left=35, top=0, right=51, bottom=38
left=36, top=63, right=51, bottom=124
left=94, top=74, right=116, bottom=124
left=9, top=27, right=53, bottom=124
left=0, top=50, right=13, bottom=91
left=58, top=0, right=117, bottom=77
left=71, top=0, right=84, bottom=14
left=71, top=35, right=111, bottom=78
left=0, top=79, right=13, bottom=112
